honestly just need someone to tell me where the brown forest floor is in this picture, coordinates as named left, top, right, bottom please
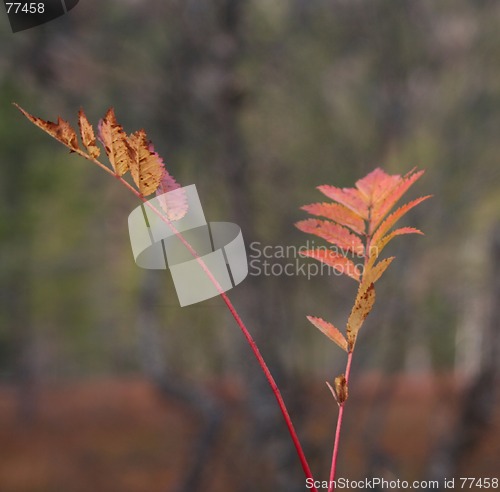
left=0, top=374, right=498, bottom=492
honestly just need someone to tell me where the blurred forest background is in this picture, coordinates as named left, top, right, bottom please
left=0, top=1, right=499, bottom=491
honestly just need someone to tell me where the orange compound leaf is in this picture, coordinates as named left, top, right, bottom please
left=15, top=104, right=79, bottom=152
left=355, top=167, right=401, bottom=208
left=369, top=169, right=426, bottom=233
left=371, top=195, right=431, bottom=246
left=306, top=316, right=348, bottom=352
left=127, top=130, right=164, bottom=196
left=301, top=249, right=361, bottom=281
left=98, top=108, right=131, bottom=176
left=78, top=109, right=100, bottom=158
left=295, top=219, right=365, bottom=256
left=317, top=185, right=369, bottom=219
left=301, top=202, right=365, bottom=235
left=368, top=227, right=423, bottom=265
left=346, top=282, right=376, bottom=350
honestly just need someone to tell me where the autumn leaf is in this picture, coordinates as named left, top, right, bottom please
left=297, top=168, right=430, bottom=353
left=368, top=227, right=423, bottom=266
left=361, top=256, right=394, bottom=288
left=295, top=219, right=364, bottom=255
left=355, top=167, right=401, bottom=209
left=78, top=109, right=100, bottom=158
left=98, top=108, right=131, bottom=176
left=318, top=184, right=368, bottom=219
left=346, top=283, right=376, bottom=350
left=150, top=143, right=187, bottom=220
left=371, top=195, right=431, bottom=246
left=14, top=104, right=79, bottom=152
left=54, top=119, right=79, bottom=151
left=306, top=316, right=348, bottom=352
left=300, top=249, right=361, bottom=281
left=156, top=169, right=188, bottom=221
left=127, top=130, right=163, bottom=196
left=312, top=169, right=428, bottom=238
left=369, top=168, right=426, bottom=233
left=16, top=105, right=184, bottom=202
left=299, top=168, right=429, bottom=261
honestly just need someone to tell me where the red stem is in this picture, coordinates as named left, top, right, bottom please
left=328, top=351, right=353, bottom=492
left=220, top=291, right=317, bottom=488
left=75, top=150, right=318, bottom=491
